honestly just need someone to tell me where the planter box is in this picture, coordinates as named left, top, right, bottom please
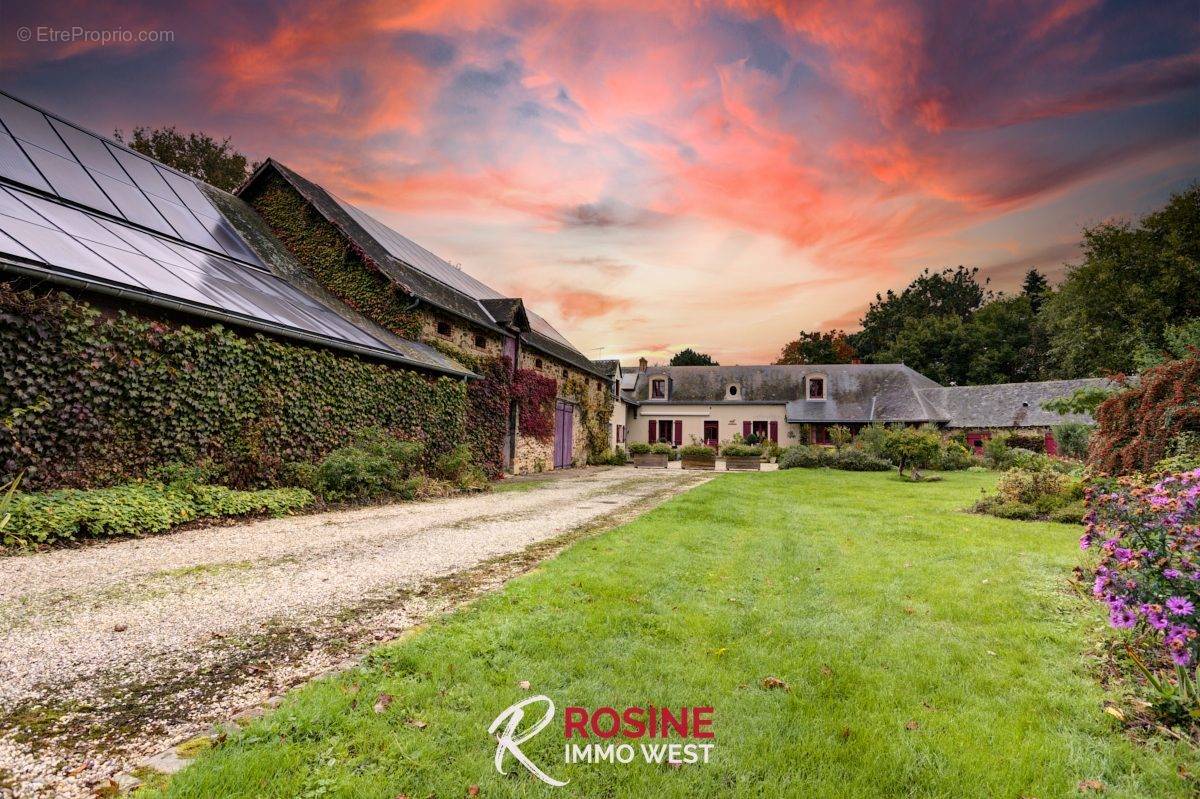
left=632, top=453, right=669, bottom=469
left=724, top=456, right=763, bottom=471
left=682, top=456, right=716, bottom=471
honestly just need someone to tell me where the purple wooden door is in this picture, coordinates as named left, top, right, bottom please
left=554, top=400, right=574, bottom=468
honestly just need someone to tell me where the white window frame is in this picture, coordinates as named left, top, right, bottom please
left=807, top=374, right=827, bottom=401
left=650, top=377, right=668, bottom=400
left=726, top=383, right=740, bottom=399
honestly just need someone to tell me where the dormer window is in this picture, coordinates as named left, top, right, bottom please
left=436, top=321, right=452, bottom=336
left=726, top=384, right=739, bottom=399
left=650, top=377, right=667, bottom=400
left=807, top=375, right=826, bottom=401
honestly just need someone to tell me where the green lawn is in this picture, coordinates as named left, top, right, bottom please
left=147, top=470, right=1196, bottom=798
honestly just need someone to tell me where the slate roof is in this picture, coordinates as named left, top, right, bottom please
left=0, top=92, right=470, bottom=378
left=917, top=378, right=1115, bottom=428
left=592, top=359, right=621, bottom=377
left=240, top=160, right=606, bottom=378
left=628, top=364, right=946, bottom=423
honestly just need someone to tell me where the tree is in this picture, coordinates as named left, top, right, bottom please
left=1021, top=269, right=1050, bottom=312
left=850, top=266, right=990, bottom=360
left=828, top=425, right=852, bottom=451
left=1133, top=318, right=1200, bottom=370
left=1042, top=386, right=1118, bottom=416
left=883, top=427, right=941, bottom=479
left=774, top=330, right=856, bottom=365
left=669, top=348, right=717, bottom=366
left=114, top=126, right=256, bottom=192
left=873, top=315, right=975, bottom=385
left=962, top=295, right=1042, bottom=383
left=1040, top=185, right=1200, bottom=377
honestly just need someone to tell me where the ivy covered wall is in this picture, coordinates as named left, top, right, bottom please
left=0, top=284, right=468, bottom=490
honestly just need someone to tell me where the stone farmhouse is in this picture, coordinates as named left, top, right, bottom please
left=0, top=91, right=1107, bottom=480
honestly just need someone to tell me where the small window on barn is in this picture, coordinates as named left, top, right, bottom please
left=650, top=377, right=667, bottom=400
left=807, top=375, right=826, bottom=401
left=436, top=321, right=451, bottom=336
left=727, top=384, right=739, bottom=398
left=473, top=333, right=486, bottom=348
left=535, top=358, right=543, bottom=368
left=562, top=367, right=569, bottom=378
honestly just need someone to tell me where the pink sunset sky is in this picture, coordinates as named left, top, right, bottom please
left=2, top=0, right=1197, bottom=363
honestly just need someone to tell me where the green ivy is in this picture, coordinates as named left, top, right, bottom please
left=0, top=284, right=469, bottom=490
left=562, top=374, right=614, bottom=460
left=245, top=174, right=424, bottom=340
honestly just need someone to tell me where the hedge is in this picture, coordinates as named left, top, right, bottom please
left=0, top=284, right=469, bottom=490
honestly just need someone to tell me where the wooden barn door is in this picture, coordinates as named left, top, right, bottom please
left=553, top=400, right=574, bottom=468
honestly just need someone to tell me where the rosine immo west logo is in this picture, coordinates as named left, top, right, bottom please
left=489, top=695, right=716, bottom=786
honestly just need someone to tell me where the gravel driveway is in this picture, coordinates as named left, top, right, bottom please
left=0, top=467, right=709, bottom=798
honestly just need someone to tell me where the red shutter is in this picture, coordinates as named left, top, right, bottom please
left=674, top=420, right=683, bottom=445
left=648, top=420, right=657, bottom=442
left=742, top=421, right=751, bottom=438
left=769, top=421, right=778, bottom=443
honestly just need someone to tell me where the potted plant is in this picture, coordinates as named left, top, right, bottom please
left=680, top=443, right=716, bottom=470
left=629, top=441, right=669, bottom=468
left=721, top=441, right=764, bottom=471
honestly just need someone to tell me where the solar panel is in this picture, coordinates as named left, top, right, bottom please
left=0, top=128, right=51, bottom=192
left=0, top=93, right=73, bottom=157
left=19, top=142, right=120, bottom=215
left=0, top=183, right=399, bottom=354
left=330, top=192, right=507, bottom=301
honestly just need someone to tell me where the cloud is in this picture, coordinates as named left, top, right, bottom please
left=1, top=0, right=1195, bottom=364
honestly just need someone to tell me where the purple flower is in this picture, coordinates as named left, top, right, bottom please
left=1166, top=597, right=1195, bottom=616
left=1109, top=606, right=1137, bottom=629
left=1168, top=647, right=1192, bottom=666
left=1163, top=568, right=1182, bottom=580
left=1114, top=547, right=1134, bottom=563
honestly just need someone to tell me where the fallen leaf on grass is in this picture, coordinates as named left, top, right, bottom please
left=838, top=727, right=851, bottom=741
left=903, top=607, right=915, bottom=615
left=374, top=693, right=393, bottom=714
left=518, top=680, right=531, bottom=690
left=761, top=676, right=790, bottom=692
left=67, top=761, right=90, bottom=776
left=344, top=682, right=360, bottom=695
left=904, top=720, right=919, bottom=730
left=406, top=719, right=428, bottom=730
left=1103, top=705, right=1125, bottom=721
left=819, top=664, right=833, bottom=678
left=468, top=786, right=480, bottom=797
left=1078, top=779, right=1106, bottom=793
left=709, top=647, right=728, bottom=657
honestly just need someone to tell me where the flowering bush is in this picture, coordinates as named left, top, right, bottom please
left=1083, top=468, right=1200, bottom=717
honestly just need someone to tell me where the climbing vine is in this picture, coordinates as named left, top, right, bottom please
left=0, top=284, right=469, bottom=490
left=563, top=374, right=615, bottom=459
left=513, top=368, right=557, bottom=441
left=244, top=173, right=424, bottom=340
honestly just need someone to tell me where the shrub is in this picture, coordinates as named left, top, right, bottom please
left=1006, top=431, right=1046, bottom=453
left=990, top=501, right=1037, bottom=520
left=4, top=482, right=313, bottom=548
left=589, top=448, right=629, bottom=466
left=973, top=467, right=1083, bottom=523
left=721, top=443, right=763, bottom=457
left=1083, top=469, right=1200, bottom=718
left=882, top=428, right=941, bottom=477
left=778, top=445, right=828, bottom=469
left=1090, top=357, right=1200, bottom=474
left=855, top=423, right=891, bottom=458
left=433, top=444, right=487, bottom=491
left=627, top=442, right=652, bottom=455
left=679, top=444, right=716, bottom=460
left=314, top=446, right=397, bottom=501
left=650, top=443, right=674, bottom=456
left=830, top=449, right=891, bottom=471
left=1052, top=422, right=1093, bottom=460
left=983, top=434, right=1012, bottom=469
left=0, top=473, right=19, bottom=533
left=828, top=425, right=852, bottom=451
left=1048, top=500, right=1086, bottom=524
left=938, top=441, right=974, bottom=471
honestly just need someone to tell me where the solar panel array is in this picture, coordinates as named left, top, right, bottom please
left=329, top=191, right=583, bottom=351
left=0, top=92, right=421, bottom=362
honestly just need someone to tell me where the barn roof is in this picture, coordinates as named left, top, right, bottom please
left=917, top=378, right=1114, bottom=428
left=240, top=160, right=607, bottom=378
left=0, top=91, right=472, bottom=378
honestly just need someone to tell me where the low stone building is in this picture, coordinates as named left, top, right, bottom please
left=618, top=361, right=1110, bottom=452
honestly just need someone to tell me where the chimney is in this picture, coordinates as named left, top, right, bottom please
left=638, top=357, right=648, bottom=372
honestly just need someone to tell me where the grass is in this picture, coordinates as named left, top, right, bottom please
left=492, top=478, right=555, bottom=493
left=144, top=470, right=1196, bottom=798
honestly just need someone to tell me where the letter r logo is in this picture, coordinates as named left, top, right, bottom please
left=488, top=695, right=568, bottom=787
